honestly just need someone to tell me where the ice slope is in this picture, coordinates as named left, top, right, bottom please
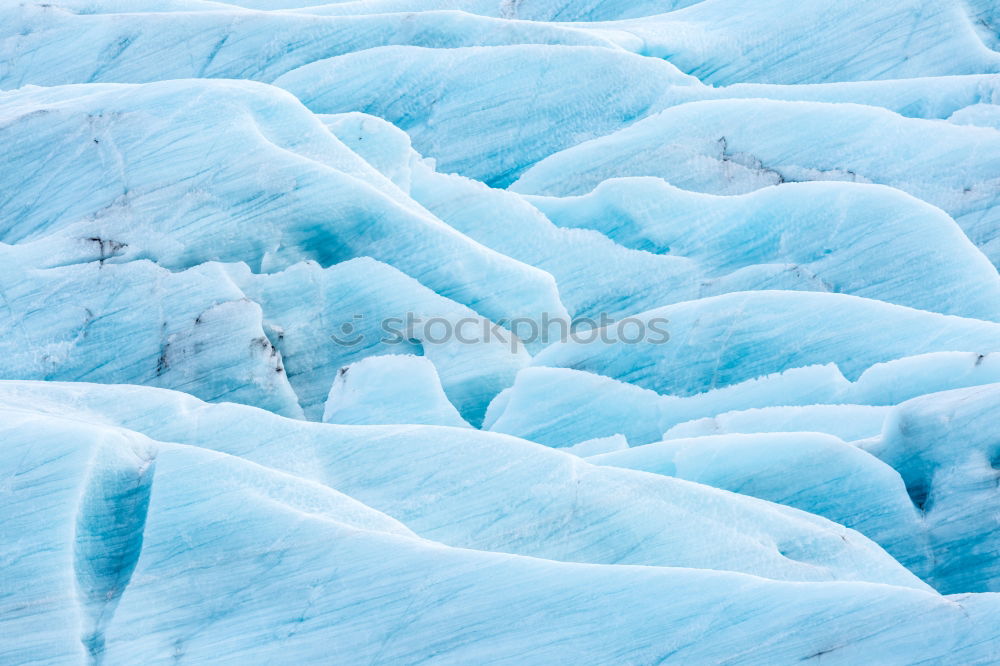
left=590, top=431, right=931, bottom=576
left=12, top=0, right=997, bottom=89
left=613, top=384, right=1000, bottom=593
left=0, top=381, right=930, bottom=588
left=0, top=251, right=526, bottom=423
left=333, top=112, right=711, bottom=320
left=531, top=291, right=1000, bottom=397
left=409, top=158, right=703, bottom=320
left=862, top=383, right=1000, bottom=593
left=563, top=433, right=629, bottom=457
left=950, top=102, right=1000, bottom=130
left=122, top=0, right=654, bottom=20
left=488, top=352, right=1000, bottom=447
left=851, top=351, right=1000, bottom=404
left=528, top=178, right=1000, bottom=320
left=0, top=5, right=627, bottom=87
left=5, top=403, right=998, bottom=664
left=664, top=405, right=892, bottom=441
left=223, top=259, right=528, bottom=423
left=274, top=45, right=699, bottom=185
left=2, top=0, right=999, bottom=658
left=487, top=365, right=849, bottom=447
left=320, top=111, right=420, bottom=191
left=7, top=4, right=998, bottom=192
left=0, top=242, right=533, bottom=425
left=0, top=80, right=567, bottom=330
left=602, top=0, right=1000, bottom=84
left=325, top=113, right=1000, bottom=322
left=0, top=257, right=305, bottom=418
left=659, top=74, right=1000, bottom=122
left=512, top=99, right=1000, bottom=264
left=322, top=355, right=471, bottom=427
left=0, top=407, right=414, bottom=664
left=290, top=0, right=703, bottom=22
left=968, top=0, right=1000, bottom=51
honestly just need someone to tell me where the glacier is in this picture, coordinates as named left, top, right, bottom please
left=2, top=0, right=1000, bottom=663
left=8, top=407, right=999, bottom=664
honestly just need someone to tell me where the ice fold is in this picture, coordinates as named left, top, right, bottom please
left=512, top=99, right=1000, bottom=265
left=531, top=291, right=1000, bottom=397
left=1, top=0, right=999, bottom=659
left=0, top=381, right=933, bottom=589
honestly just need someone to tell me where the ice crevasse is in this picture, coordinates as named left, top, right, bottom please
left=1, top=0, right=1000, bottom=663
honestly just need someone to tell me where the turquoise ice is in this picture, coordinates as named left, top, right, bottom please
left=2, top=0, right=999, bottom=662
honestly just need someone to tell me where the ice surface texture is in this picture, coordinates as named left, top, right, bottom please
left=2, top=0, right=1000, bottom=663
